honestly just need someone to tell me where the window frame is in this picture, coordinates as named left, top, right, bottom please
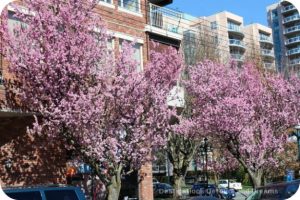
left=118, top=0, right=142, bottom=17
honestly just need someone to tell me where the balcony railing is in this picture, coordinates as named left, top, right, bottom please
left=290, top=58, right=300, bottom=65
left=286, top=36, right=300, bottom=45
left=259, top=36, right=273, bottom=43
left=284, top=25, right=300, bottom=34
left=264, top=63, right=273, bottom=68
left=282, top=5, right=296, bottom=13
left=261, top=49, right=275, bottom=57
left=287, top=47, right=300, bottom=56
left=283, top=14, right=300, bottom=23
left=231, top=53, right=244, bottom=61
left=148, top=3, right=183, bottom=34
left=229, top=39, right=245, bottom=48
left=228, top=24, right=242, bottom=33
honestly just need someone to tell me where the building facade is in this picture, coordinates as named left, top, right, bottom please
left=182, top=11, right=275, bottom=69
left=267, top=0, right=300, bottom=75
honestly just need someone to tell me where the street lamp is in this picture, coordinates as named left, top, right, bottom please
left=294, top=125, right=300, bottom=161
left=199, top=138, right=213, bottom=185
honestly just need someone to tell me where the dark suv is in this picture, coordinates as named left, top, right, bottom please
left=4, top=185, right=86, bottom=200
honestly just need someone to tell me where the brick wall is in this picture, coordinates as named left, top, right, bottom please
left=0, top=116, right=66, bottom=187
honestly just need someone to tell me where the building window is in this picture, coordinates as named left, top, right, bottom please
left=119, top=0, right=140, bottom=13
left=0, top=68, right=3, bottom=85
left=119, top=39, right=143, bottom=72
left=100, top=0, right=112, bottom=3
left=211, top=21, right=218, bottom=30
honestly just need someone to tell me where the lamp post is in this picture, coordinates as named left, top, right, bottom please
left=294, top=125, right=300, bottom=161
left=199, top=138, right=213, bottom=185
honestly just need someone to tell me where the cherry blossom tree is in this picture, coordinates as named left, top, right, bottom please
left=183, top=60, right=300, bottom=187
left=2, top=0, right=182, bottom=199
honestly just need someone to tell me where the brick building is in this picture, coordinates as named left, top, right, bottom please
left=0, top=0, right=180, bottom=199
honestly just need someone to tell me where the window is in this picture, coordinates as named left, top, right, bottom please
left=0, top=67, right=3, bottom=85
left=119, top=0, right=140, bottom=13
left=210, top=21, right=218, bottom=30
left=44, top=190, right=79, bottom=200
left=100, top=0, right=112, bottom=3
left=6, top=191, right=42, bottom=200
left=119, top=39, right=143, bottom=72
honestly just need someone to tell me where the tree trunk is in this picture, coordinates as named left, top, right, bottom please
left=174, top=174, right=185, bottom=199
left=107, top=165, right=122, bottom=200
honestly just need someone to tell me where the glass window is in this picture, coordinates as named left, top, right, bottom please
left=6, top=191, right=42, bottom=200
left=0, top=68, right=3, bottom=85
left=100, top=0, right=112, bottom=3
left=211, top=21, right=218, bottom=30
left=44, top=190, right=79, bottom=200
left=119, top=0, right=140, bottom=13
left=119, top=39, right=143, bottom=72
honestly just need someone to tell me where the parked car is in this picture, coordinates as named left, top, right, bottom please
left=190, top=183, right=223, bottom=198
left=153, top=183, right=173, bottom=198
left=4, top=185, right=86, bottom=200
left=218, top=179, right=242, bottom=191
left=245, top=179, right=300, bottom=200
left=219, top=187, right=236, bottom=199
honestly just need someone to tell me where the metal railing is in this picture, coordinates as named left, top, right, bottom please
left=285, top=25, right=300, bottom=34
left=259, top=35, right=273, bottom=43
left=290, top=58, right=300, bottom=65
left=231, top=53, right=244, bottom=61
left=264, top=63, right=273, bottom=68
left=287, top=47, right=300, bottom=56
left=286, top=36, right=300, bottom=45
left=148, top=3, right=183, bottom=34
left=282, top=5, right=296, bottom=13
left=227, top=24, right=242, bottom=33
left=261, top=49, right=274, bottom=57
left=229, top=39, right=245, bottom=47
left=283, top=14, right=300, bottom=23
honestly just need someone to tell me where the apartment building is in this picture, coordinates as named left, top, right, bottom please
left=267, top=0, right=300, bottom=74
left=243, top=23, right=275, bottom=69
left=182, top=11, right=275, bottom=69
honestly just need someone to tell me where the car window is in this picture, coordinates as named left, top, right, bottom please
left=6, top=191, right=42, bottom=200
left=44, top=190, right=79, bottom=200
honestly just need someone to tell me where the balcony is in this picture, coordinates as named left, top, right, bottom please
left=287, top=47, right=300, bottom=56
left=286, top=36, right=300, bottom=45
left=149, top=0, right=172, bottom=6
left=146, top=3, right=183, bottom=40
left=261, top=49, right=275, bottom=58
left=229, top=39, right=245, bottom=49
left=283, top=14, right=300, bottom=24
left=259, top=36, right=273, bottom=45
left=284, top=25, right=300, bottom=35
left=264, top=63, right=274, bottom=68
left=290, top=58, right=300, bottom=65
left=227, top=23, right=244, bottom=38
left=282, top=5, right=297, bottom=13
left=231, top=53, right=244, bottom=61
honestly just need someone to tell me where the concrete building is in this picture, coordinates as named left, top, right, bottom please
left=182, top=11, right=275, bottom=69
left=243, top=23, right=275, bottom=69
left=267, top=0, right=300, bottom=75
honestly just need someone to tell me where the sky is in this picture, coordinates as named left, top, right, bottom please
left=168, top=0, right=279, bottom=26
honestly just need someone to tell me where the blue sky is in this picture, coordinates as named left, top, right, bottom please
left=168, top=0, right=279, bottom=26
